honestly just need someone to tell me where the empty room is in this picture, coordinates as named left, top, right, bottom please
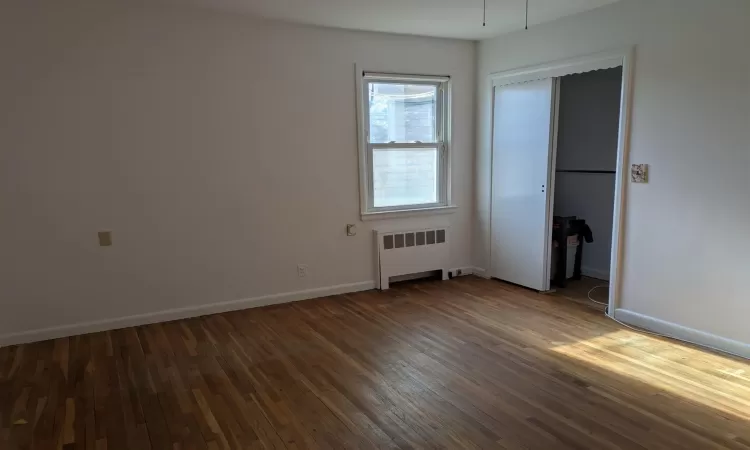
left=1, top=0, right=749, bottom=449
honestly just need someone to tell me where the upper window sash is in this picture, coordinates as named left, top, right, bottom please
left=363, top=76, right=446, bottom=146
left=364, top=73, right=450, bottom=83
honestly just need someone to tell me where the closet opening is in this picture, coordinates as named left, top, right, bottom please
left=550, top=67, right=623, bottom=310
left=488, top=49, right=633, bottom=315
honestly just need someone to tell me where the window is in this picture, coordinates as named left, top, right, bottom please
left=358, top=72, right=453, bottom=218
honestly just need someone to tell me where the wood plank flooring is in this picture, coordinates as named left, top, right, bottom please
left=550, top=277, right=609, bottom=312
left=2, top=276, right=750, bottom=449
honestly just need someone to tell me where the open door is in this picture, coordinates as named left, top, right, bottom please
left=490, top=78, right=558, bottom=291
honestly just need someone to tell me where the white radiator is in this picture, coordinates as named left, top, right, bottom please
left=374, top=227, right=450, bottom=290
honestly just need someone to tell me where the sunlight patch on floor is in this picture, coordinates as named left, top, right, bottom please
left=550, top=330, right=750, bottom=420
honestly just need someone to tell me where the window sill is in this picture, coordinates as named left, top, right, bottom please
left=361, top=205, right=458, bottom=222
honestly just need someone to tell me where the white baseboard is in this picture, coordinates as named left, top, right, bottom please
left=470, top=267, right=491, bottom=279
left=0, top=281, right=375, bottom=348
left=581, top=266, right=610, bottom=281
left=614, top=309, right=750, bottom=360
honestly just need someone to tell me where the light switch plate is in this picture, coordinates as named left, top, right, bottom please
left=346, top=224, right=357, bottom=236
left=631, top=164, right=648, bottom=183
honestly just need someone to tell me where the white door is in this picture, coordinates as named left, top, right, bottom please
left=491, top=78, right=558, bottom=291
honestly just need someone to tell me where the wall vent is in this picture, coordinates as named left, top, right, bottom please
left=374, top=227, right=450, bottom=290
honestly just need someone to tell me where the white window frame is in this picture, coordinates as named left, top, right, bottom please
left=356, top=69, right=455, bottom=220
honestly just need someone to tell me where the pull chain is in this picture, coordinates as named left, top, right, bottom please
left=483, top=0, right=486, bottom=27
left=525, top=0, right=529, bottom=30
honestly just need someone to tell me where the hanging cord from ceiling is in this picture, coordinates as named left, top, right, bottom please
left=525, top=0, right=529, bottom=30
left=483, top=0, right=529, bottom=30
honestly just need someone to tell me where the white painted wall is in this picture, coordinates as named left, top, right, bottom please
left=0, top=0, right=476, bottom=341
left=477, top=0, right=750, bottom=343
left=554, top=68, right=622, bottom=280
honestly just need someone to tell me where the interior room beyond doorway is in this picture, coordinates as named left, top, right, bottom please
left=551, top=67, right=623, bottom=308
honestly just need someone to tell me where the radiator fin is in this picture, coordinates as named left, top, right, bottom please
left=383, top=229, right=446, bottom=250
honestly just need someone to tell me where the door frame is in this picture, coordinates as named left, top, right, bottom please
left=488, top=47, right=635, bottom=317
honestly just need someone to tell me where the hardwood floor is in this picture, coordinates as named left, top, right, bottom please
left=2, top=277, right=749, bottom=450
left=550, top=277, right=609, bottom=312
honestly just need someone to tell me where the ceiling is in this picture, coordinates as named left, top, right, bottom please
left=167, top=0, right=620, bottom=40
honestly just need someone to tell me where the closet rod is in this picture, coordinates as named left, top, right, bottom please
left=556, top=169, right=616, bottom=174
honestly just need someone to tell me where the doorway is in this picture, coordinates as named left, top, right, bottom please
left=550, top=67, right=623, bottom=307
left=488, top=49, right=634, bottom=315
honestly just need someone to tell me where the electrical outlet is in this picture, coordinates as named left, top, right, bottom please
left=449, top=269, right=466, bottom=278
left=346, top=224, right=357, bottom=236
left=98, top=231, right=112, bottom=247
left=297, top=264, right=308, bottom=278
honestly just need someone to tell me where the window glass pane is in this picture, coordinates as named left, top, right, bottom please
left=373, top=148, right=438, bottom=208
left=368, top=83, right=437, bottom=143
